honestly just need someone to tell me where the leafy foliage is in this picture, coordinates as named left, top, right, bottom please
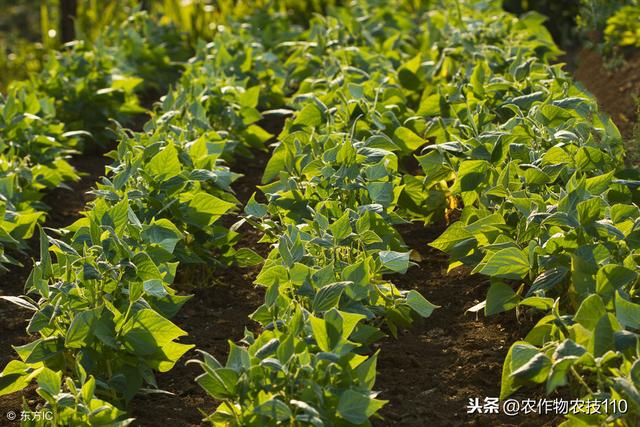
left=1, top=1, right=638, bottom=426
left=604, top=5, right=640, bottom=49
left=0, top=85, right=80, bottom=269
left=415, top=1, right=640, bottom=425
left=0, top=12, right=193, bottom=269
left=33, top=12, right=191, bottom=145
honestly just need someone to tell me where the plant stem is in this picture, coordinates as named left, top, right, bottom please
left=570, top=366, right=595, bottom=396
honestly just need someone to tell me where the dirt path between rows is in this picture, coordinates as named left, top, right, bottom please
left=130, top=148, right=273, bottom=426
left=570, top=48, right=640, bottom=169
left=375, top=224, right=559, bottom=426
left=131, top=230, right=267, bottom=426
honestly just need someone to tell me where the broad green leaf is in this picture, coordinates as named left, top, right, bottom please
left=309, top=315, right=331, bottom=352
left=262, top=143, right=286, bottom=184
left=65, top=310, right=96, bottom=348
left=245, top=193, right=268, bottom=218
left=592, top=314, right=616, bottom=357
left=379, top=251, right=411, bottom=274
left=485, top=282, right=520, bottom=315
left=293, top=103, right=322, bottom=127
left=143, top=280, right=169, bottom=298
left=574, top=294, right=606, bottom=330
left=0, top=360, right=39, bottom=396
left=405, top=290, right=438, bottom=318
left=367, top=182, right=393, bottom=207
left=394, top=127, right=426, bottom=152
left=146, top=143, right=181, bottom=181
left=226, top=342, right=250, bottom=372
left=254, top=398, right=292, bottom=422
left=429, top=222, right=474, bottom=253
left=183, top=193, right=235, bottom=227
left=615, top=292, right=640, bottom=329
left=235, top=248, right=264, bottom=267
left=312, top=282, right=347, bottom=313
left=546, top=357, right=576, bottom=394
left=511, top=352, right=551, bottom=383
left=337, top=390, right=386, bottom=425
left=36, top=367, right=61, bottom=397
left=527, top=267, right=568, bottom=296
left=255, top=265, right=288, bottom=287
left=501, top=342, right=540, bottom=399
left=597, top=265, right=638, bottom=303
left=553, top=339, right=587, bottom=359
left=479, top=247, right=529, bottom=280
left=121, top=309, right=193, bottom=371
left=518, top=296, right=554, bottom=311
left=451, top=160, right=489, bottom=193
left=330, top=212, right=351, bottom=242
left=141, top=219, right=183, bottom=254
left=195, top=369, right=238, bottom=400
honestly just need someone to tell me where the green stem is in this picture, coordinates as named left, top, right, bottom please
left=454, top=0, right=463, bottom=27
left=570, top=366, right=595, bottom=396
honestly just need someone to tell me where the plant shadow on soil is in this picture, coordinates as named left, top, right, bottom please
left=129, top=221, right=562, bottom=427
left=129, top=154, right=562, bottom=426
left=374, top=223, right=561, bottom=427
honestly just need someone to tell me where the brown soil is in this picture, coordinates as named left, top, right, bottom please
left=230, top=151, right=271, bottom=205
left=375, top=224, right=560, bottom=426
left=0, top=255, right=37, bottom=423
left=573, top=49, right=640, bottom=142
left=130, top=228, right=267, bottom=426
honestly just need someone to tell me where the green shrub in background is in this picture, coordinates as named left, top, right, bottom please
left=604, top=4, right=640, bottom=49
left=576, top=0, right=632, bottom=36
left=577, top=0, right=639, bottom=64
left=503, top=0, right=639, bottom=65
left=0, top=2, right=44, bottom=90
left=0, top=0, right=343, bottom=90
left=502, top=0, right=581, bottom=46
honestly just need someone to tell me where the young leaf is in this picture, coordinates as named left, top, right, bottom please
left=479, top=247, right=529, bottom=280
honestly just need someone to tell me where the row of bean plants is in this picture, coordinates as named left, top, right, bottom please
left=193, top=0, right=640, bottom=425
left=3, top=1, right=637, bottom=426
left=0, top=12, right=190, bottom=271
left=415, top=1, right=639, bottom=426
left=0, top=7, right=304, bottom=426
left=190, top=2, right=454, bottom=425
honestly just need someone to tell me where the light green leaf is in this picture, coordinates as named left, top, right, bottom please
left=254, top=398, right=292, bottom=421
left=486, top=282, right=520, bottom=315
left=235, top=248, right=264, bottom=267
left=337, top=390, right=386, bottom=425
left=406, top=290, right=438, bottom=318
left=379, top=251, right=411, bottom=274
left=479, top=247, right=529, bottom=280
left=313, top=282, right=347, bottom=313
